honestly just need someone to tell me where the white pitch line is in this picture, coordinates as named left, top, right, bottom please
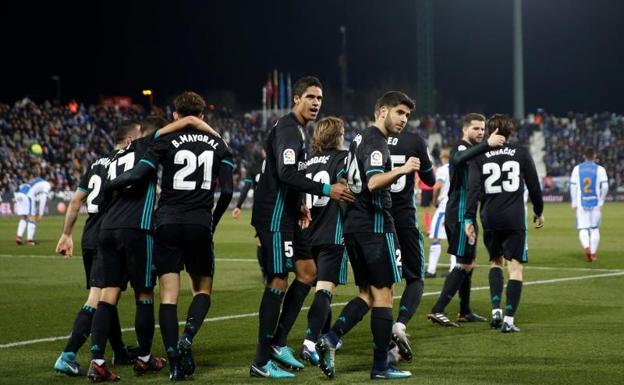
left=1, top=254, right=621, bottom=272
left=1, top=270, right=623, bottom=349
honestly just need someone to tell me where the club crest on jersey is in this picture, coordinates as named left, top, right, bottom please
left=457, top=145, right=467, bottom=151
left=370, top=150, right=383, bottom=166
left=283, top=148, right=296, bottom=165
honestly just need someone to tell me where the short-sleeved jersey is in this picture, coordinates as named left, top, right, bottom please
left=435, top=164, right=450, bottom=210
left=252, top=113, right=327, bottom=232
left=465, top=144, right=543, bottom=231
left=303, top=149, right=348, bottom=246
left=387, top=132, right=433, bottom=229
left=17, top=183, right=30, bottom=195
left=445, top=140, right=473, bottom=225
left=141, top=127, right=234, bottom=227
left=77, top=153, right=114, bottom=249
left=100, top=136, right=157, bottom=231
left=27, top=178, right=51, bottom=216
left=570, top=162, right=608, bottom=208
left=344, top=126, right=395, bottom=234
left=27, top=178, right=51, bottom=200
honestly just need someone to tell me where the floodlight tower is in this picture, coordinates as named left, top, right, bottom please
left=416, top=0, right=435, bottom=116
left=513, top=0, right=525, bottom=120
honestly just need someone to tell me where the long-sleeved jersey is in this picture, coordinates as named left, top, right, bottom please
left=464, top=144, right=543, bottom=230
left=252, top=113, right=331, bottom=232
left=387, top=132, right=435, bottom=229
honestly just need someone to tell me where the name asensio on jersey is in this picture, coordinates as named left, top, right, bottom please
left=485, top=147, right=516, bottom=158
left=172, top=134, right=220, bottom=149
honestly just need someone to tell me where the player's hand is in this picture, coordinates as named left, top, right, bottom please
left=232, top=207, right=242, bottom=220
left=299, top=204, right=312, bottom=229
left=56, top=234, right=73, bottom=259
left=400, top=157, right=420, bottom=175
left=487, top=128, right=506, bottom=147
left=533, top=215, right=544, bottom=229
left=464, top=223, right=476, bottom=245
left=330, top=183, right=355, bottom=203
left=186, top=116, right=221, bottom=138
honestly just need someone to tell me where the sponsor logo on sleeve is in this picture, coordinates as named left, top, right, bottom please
left=283, top=148, right=296, bottom=165
left=370, top=150, right=383, bottom=166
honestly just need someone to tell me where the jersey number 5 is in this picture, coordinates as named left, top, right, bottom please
left=390, top=155, right=407, bottom=193
left=483, top=161, right=520, bottom=193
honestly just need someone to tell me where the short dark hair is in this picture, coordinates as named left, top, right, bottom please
left=173, top=91, right=206, bottom=117
left=462, top=113, right=486, bottom=128
left=113, top=120, right=140, bottom=144
left=486, top=113, right=515, bottom=139
left=374, top=91, right=415, bottom=112
left=584, top=147, right=596, bottom=160
left=141, top=116, right=169, bottom=137
left=293, top=76, right=323, bottom=98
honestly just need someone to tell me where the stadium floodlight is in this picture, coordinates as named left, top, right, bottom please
left=142, top=89, right=154, bottom=110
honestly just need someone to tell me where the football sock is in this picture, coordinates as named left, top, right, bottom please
left=109, top=303, right=125, bottom=354
left=449, top=255, right=457, bottom=271
left=322, top=307, right=332, bottom=334
left=505, top=279, right=523, bottom=317
left=17, top=218, right=27, bottom=237
left=256, top=245, right=265, bottom=277
left=306, top=289, right=332, bottom=343
left=371, top=307, right=393, bottom=372
left=64, top=305, right=95, bottom=353
left=397, top=279, right=424, bottom=325
left=427, top=243, right=441, bottom=274
left=90, top=301, right=114, bottom=360
left=424, top=212, right=432, bottom=234
left=135, top=299, right=155, bottom=357
left=27, top=221, right=36, bottom=241
left=181, top=293, right=211, bottom=343
left=459, top=269, right=473, bottom=315
left=328, top=297, right=369, bottom=344
left=489, top=267, right=504, bottom=310
left=159, top=304, right=178, bottom=358
left=589, top=228, right=600, bottom=254
left=254, top=287, right=285, bottom=366
left=431, top=266, right=468, bottom=313
left=273, top=280, right=310, bottom=347
left=579, top=229, right=590, bottom=249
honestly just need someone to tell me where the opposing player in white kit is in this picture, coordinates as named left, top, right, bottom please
left=569, top=148, right=608, bottom=262
left=14, top=181, right=31, bottom=245
left=425, top=149, right=453, bottom=277
left=26, top=173, right=51, bottom=245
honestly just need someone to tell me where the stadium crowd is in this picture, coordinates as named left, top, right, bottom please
left=1, top=98, right=622, bottom=196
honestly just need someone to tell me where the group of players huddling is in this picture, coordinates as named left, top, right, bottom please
left=52, top=76, right=552, bottom=381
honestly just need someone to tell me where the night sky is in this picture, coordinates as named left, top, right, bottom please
left=2, top=0, right=623, bottom=115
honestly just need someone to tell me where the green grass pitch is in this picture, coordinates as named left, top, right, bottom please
left=0, top=202, right=622, bottom=384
